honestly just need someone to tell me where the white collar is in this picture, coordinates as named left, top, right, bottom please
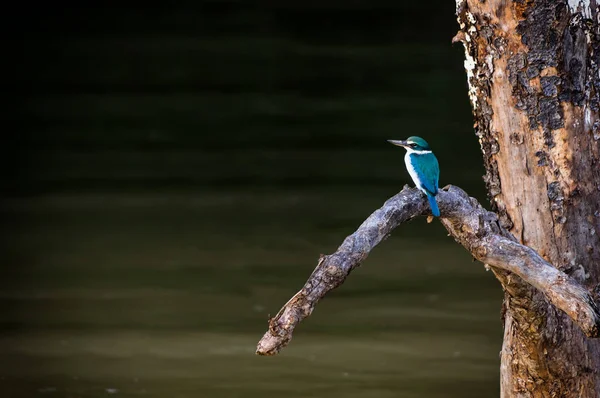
left=406, top=148, right=432, bottom=155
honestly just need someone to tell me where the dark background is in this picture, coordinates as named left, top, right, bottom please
left=3, top=3, right=502, bottom=398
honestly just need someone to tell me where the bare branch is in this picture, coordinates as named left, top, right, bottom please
left=256, top=185, right=600, bottom=356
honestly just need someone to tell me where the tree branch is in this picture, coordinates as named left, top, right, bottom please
left=256, top=185, right=600, bottom=356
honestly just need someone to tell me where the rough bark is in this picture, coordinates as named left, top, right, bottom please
left=256, top=186, right=600, bottom=356
left=454, top=0, right=600, bottom=396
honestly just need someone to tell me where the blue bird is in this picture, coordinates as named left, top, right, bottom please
left=388, top=136, right=441, bottom=217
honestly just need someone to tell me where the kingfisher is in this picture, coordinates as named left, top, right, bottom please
left=387, top=136, right=440, bottom=217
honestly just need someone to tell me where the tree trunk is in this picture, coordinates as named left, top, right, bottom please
left=455, top=0, right=600, bottom=396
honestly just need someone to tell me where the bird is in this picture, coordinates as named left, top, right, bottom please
left=387, top=136, right=440, bottom=217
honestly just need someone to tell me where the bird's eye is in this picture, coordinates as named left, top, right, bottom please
left=410, top=143, right=417, bottom=148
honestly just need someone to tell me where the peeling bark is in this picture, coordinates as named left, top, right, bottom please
left=455, top=0, right=600, bottom=396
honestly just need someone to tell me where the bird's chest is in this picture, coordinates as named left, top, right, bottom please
left=404, top=153, right=424, bottom=189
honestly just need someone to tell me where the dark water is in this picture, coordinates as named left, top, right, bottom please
left=1, top=189, right=503, bottom=397
left=4, top=4, right=503, bottom=397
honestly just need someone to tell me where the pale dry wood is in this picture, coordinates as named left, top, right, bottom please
left=256, top=185, right=600, bottom=356
left=455, top=1, right=600, bottom=396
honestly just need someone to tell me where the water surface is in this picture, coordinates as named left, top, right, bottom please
left=1, top=189, right=502, bottom=397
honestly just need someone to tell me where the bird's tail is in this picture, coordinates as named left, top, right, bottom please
left=427, top=193, right=441, bottom=217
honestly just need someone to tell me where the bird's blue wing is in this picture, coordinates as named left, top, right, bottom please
left=412, top=153, right=439, bottom=195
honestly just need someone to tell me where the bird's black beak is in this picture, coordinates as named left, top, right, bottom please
left=387, top=139, right=408, bottom=148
